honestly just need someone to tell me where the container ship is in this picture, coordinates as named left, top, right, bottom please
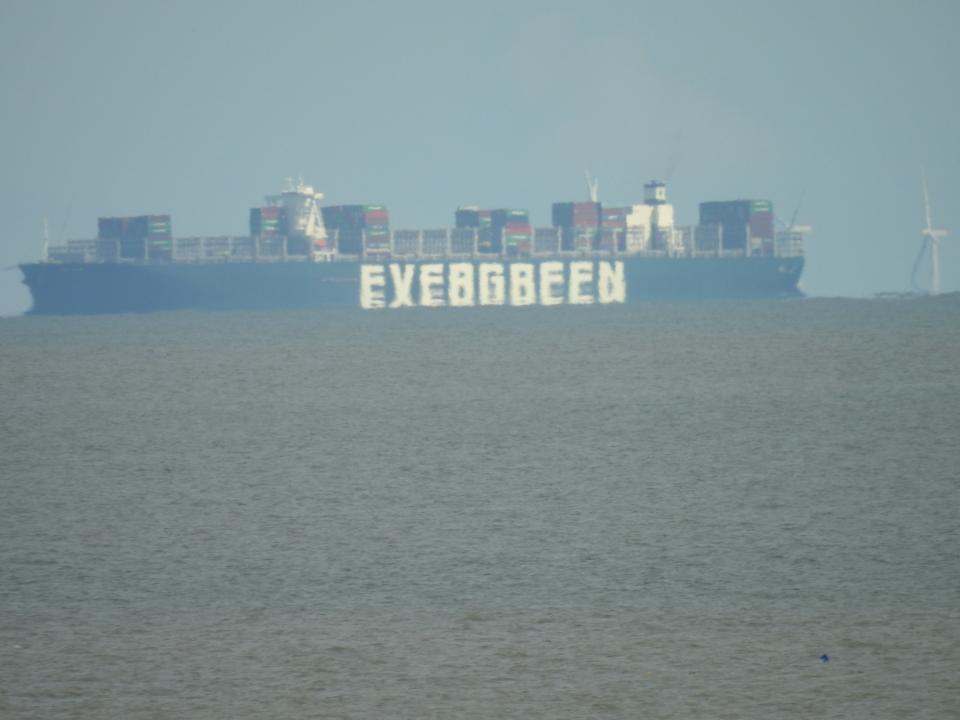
left=19, top=179, right=807, bottom=314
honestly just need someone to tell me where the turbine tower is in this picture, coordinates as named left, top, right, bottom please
left=41, top=217, right=49, bottom=262
left=913, top=171, right=948, bottom=294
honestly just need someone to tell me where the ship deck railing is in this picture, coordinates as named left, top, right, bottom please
left=40, top=230, right=803, bottom=265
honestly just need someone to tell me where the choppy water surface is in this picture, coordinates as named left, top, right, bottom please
left=1, top=297, right=958, bottom=719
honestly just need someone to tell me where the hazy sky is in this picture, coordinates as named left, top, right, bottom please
left=1, top=0, right=957, bottom=314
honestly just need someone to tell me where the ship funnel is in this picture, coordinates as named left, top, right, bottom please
left=644, top=181, right=667, bottom=205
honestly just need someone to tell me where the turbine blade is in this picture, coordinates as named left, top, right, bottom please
left=922, top=169, right=933, bottom=231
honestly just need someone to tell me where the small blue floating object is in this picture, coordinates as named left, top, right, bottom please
left=820, top=654, right=830, bottom=663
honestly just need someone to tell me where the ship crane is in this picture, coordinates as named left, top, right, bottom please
left=912, top=171, right=948, bottom=295
left=776, top=196, right=812, bottom=257
left=584, top=169, right=599, bottom=203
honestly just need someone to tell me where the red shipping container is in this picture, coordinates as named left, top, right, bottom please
left=749, top=212, right=774, bottom=240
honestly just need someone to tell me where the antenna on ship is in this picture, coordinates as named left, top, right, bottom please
left=912, top=170, right=948, bottom=295
left=584, top=169, right=599, bottom=203
left=785, top=193, right=804, bottom=233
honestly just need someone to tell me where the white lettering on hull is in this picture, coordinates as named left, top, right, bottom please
left=360, top=265, right=386, bottom=309
left=388, top=263, right=416, bottom=308
left=419, top=264, right=445, bottom=307
left=448, top=263, right=474, bottom=307
left=539, top=262, right=564, bottom=306
left=598, top=260, right=626, bottom=304
left=569, top=261, right=594, bottom=305
left=479, top=263, right=505, bottom=306
left=359, top=261, right=626, bottom=309
left=509, top=263, right=536, bottom=306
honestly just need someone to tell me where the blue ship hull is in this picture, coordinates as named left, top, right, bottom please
left=19, top=255, right=804, bottom=315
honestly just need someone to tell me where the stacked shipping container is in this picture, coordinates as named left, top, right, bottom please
left=455, top=207, right=531, bottom=254
left=699, top=200, right=774, bottom=254
left=455, top=206, right=493, bottom=251
left=147, top=215, right=172, bottom=261
left=250, top=206, right=308, bottom=257
left=600, top=205, right=630, bottom=252
left=97, top=214, right=172, bottom=261
left=455, top=207, right=482, bottom=229
left=249, top=207, right=286, bottom=238
left=491, top=209, right=531, bottom=256
left=552, top=201, right=600, bottom=251
left=322, top=205, right=390, bottom=255
left=86, top=193, right=782, bottom=266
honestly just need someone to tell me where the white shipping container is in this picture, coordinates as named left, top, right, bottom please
left=626, top=204, right=654, bottom=228
left=654, top=203, right=675, bottom=229
left=625, top=227, right=648, bottom=253
left=674, top=226, right=694, bottom=254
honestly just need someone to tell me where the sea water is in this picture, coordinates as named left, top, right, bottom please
left=1, top=297, right=958, bottom=719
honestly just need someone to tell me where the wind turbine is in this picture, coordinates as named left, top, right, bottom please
left=41, top=218, right=49, bottom=262
left=912, top=172, right=948, bottom=294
